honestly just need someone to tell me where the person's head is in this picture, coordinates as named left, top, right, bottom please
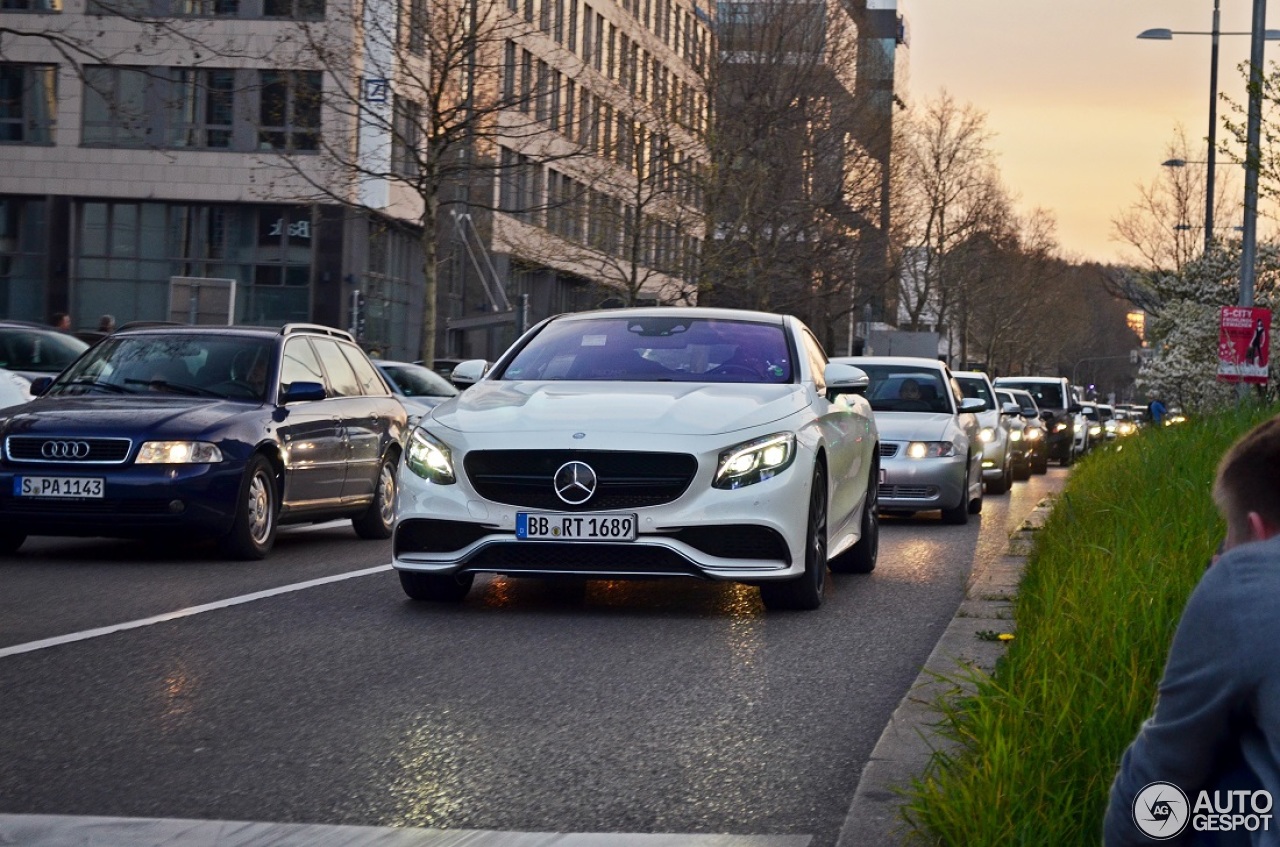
left=97, top=314, right=115, bottom=333
left=51, top=312, right=70, bottom=331
left=1213, top=415, right=1280, bottom=553
left=900, top=378, right=921, bottom=400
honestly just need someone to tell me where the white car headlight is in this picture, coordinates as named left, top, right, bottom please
left=1025, top=427, right=1043, bottom=441
left=714, top=432, right=796, bottom=489
left=1053, top=422, right=1069, bottom=433
left=1008, top=429, right=1023, bottom=442
left=905, top=441, right=956, bottom=458
left=978, top=427, right=995, bottom=443
left=135, top=441, right=223, bottom=464
left=406, top=427, right=456, bottom=484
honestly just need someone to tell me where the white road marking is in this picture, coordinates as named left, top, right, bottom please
left=0, top=563, right=393, bottom=660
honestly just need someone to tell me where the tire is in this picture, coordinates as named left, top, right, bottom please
left=399, top=570, right=474, bottom=602
left=1013, top=456, right=1031, bottom=482
left=760, top=464, right=828, bottom=611
left=352, top=452, right=398, bottom=540
left=941, top=469, right=970, bottom=525
left=987, top=455, right=1012, bottom=495
left=831, top=463, right=878, bottom=575
left=0, top=529, right=26, bottom=554
left=1033, top=454, right=1049, bottom=475
left=219, top=454, right=278, bottom=560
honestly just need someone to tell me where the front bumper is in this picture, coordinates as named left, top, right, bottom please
left=979, top=436, right=1008, bottom=482
left=878, top=446, right=967, bottom=512
left=393, top=430, right=818, bottom=583
left=0, top=462, right=244, bottom=538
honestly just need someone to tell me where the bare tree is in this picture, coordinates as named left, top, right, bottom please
left=891, top=91, right=1000, bottom=335
left=219, top=0, right=574, bottom=364
left=701, top=0, right=884, bottom=343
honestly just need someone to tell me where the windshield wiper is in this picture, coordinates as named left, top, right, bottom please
left=122, top=378, right=222, bottom=398
left=61, top=378, right=132, bottom=394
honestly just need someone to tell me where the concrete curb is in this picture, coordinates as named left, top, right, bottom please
left=834, top=496, right=1057, bottom=846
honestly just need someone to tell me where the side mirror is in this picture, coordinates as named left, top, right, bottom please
left=1000, top=402, right=1020, bottom=416
left=450, top=359, right=491, bottom=388
left=1069, top=403, right=1083, bottom=414
left=959, top=397, right=986, bottom=413
left=824, top=362, right=869, bottom=397
left=283, top=381, right=326, bottom=403
left=29, top=377, right=53, bottom=397
left=1022, top=408, right=1039, bottom=419
left=1041, top=410, right=1055, bottom=422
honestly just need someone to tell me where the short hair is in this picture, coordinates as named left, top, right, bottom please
left=1213, top=415, right=1280, bottom=537
left=97, top=314, right=115, bottom=332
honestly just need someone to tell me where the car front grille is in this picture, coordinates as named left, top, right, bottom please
left=463, top=450, right=698, bottom=511
left=395, top=518, right=497, bottom=555
left=5, top=436, right=132, bottom=465
left=879, top=443, right=899, bottom=458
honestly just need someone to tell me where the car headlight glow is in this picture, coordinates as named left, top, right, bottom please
left=1024, top=427, right=1043, bottom=441
left=1008, top=429, right=1023, bottom=442
left=905, top=441, right=956, bottom=459
left=135, top=441, right=223, bottom=464
left=406, top=427, right=456, bottom=484
left=1053, top=422, right=1068, bottom=433
left=978, top=427, right=995, bottom=443
left=1089, top=424, right=1102, bottom=437
left=714, top=432, right=796, bottom=489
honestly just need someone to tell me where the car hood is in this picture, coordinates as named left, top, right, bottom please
left=873, top=411, right=957, bottom=442
left=431, top=381, right=809, bottom=436
left=0, top=396, right=260, bottom=440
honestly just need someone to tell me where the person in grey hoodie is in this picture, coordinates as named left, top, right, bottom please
left=1105, top=415, right=1280, bottom=846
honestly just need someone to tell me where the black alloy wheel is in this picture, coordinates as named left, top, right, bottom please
left=760, top=463, right=828, bottom=611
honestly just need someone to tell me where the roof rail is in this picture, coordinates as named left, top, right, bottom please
left=280, top=323, right=355, bottom=342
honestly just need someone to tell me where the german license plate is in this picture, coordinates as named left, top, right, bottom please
left=516, top=512, right=637, bottom=541
left=15, top=476, right=105, bottom=498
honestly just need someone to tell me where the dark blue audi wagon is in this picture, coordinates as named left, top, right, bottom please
left=0, top=323, right=407, bottom=559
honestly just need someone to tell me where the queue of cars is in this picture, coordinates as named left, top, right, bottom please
left=1, top=306, right=1124, bottom=612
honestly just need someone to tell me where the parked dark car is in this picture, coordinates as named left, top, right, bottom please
left=0, top=320, right=90, bottom=381
left=0, top=323, right=407, bottom=558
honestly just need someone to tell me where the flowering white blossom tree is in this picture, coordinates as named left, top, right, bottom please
left=1136, top=242, right=1280, bottom=412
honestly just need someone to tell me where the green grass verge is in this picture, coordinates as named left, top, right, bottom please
left=899, top=404, right=1280, bottom=846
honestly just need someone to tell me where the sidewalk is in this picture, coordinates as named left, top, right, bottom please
left=834, top=495, right=1056, bottom=846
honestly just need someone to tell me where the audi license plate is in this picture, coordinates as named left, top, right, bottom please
left=15, top=476, right=105, bottom=498
left=516, top=512, right=637, bottom=541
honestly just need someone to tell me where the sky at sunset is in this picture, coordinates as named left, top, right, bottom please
left=899, top=0, right=1276, bottom=266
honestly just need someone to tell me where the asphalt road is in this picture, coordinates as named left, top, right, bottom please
left=0, top=469, right=1066, bottom=847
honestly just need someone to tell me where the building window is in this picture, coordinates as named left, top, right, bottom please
left=0, top=196, right=48, bottom=321
left=258, top=70, right=320, bottom=152
left=405, top=0, right=426, bottom=54
left=392, top=96, right=420, bottom=177
left=262, top=0, right=322, bottom=18
left=0, top=64, right=55, bottom=144
left=1, top=0, right=61, bottom=9
left=82, top=66, right=151, bottom=147
left=168, top=68, right=234, bottom=148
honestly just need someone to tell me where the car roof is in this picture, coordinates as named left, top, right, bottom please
left=952, top=370, right=992, bottom=381
left=841, top=356, right=946, bottom=369
left=994, top=375, right=1066, bottom=383
left=551, top=306, right=788, bottom=326
left=114, top=322, right=356, bottom=343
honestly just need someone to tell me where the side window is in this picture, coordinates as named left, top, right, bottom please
left=799, top=328, right=827, bottom=394
left=311, top=337, right=362, bottom=397
left=339, top=342, right=388, bottom=396
left=280, top=337, right=324, bottom=390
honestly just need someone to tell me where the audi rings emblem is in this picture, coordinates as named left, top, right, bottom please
left=41, top=440, right=92, bottom=460
left=553, top=461, right=598, bottom=505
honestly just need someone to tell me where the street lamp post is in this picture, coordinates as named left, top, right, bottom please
left=1138, top=9, right=1280, bottom=256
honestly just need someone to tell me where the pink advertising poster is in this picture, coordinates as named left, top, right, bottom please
left=1218, top=306, right=1271, bottom=384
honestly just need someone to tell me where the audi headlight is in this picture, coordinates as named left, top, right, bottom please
left=714, top=433, right=795, bottom=489
left=905, top=441, right=956, bottom=459
left=978, top=427, right=995, bottom=444
left=406, top=428, right=455, bottom=484
left=135, top=441, right=223, bottom=464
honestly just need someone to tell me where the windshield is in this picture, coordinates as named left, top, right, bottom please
left=48, top=334, right=275, bottom=402
left=497, top=316, right=794, bottom=383
left=859, top=364, right=953, bottom=413
left=955, top=375, right=995, bottom=409
left=998, top=380, right=1064, bottom=410
left=0, top=327, right=89, bottom=374
left=380, top=363, right=458, bottom=398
